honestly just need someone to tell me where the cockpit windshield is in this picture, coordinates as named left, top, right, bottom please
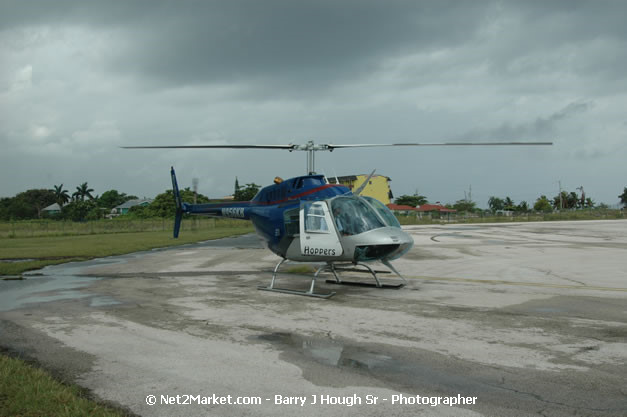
left=362, top=196, right=401, bottom=228
left=330, top=197, right=385, bottom=236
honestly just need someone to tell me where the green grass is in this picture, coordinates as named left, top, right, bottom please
left=0, top=226, right=253, bottom=275
left=0, top=354, right=130, bottom=417
left=0, top=218, right=246, bottom=238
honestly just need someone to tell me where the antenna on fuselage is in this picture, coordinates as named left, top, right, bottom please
left=320, top=169, right=329, bottom=184
left=353, top=169, right=376, bottom=196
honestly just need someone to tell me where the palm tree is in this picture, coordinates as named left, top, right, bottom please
left=52, top=184, right=70, bottom=206
left=74, top=182, right=95, bottom=201
left=488, top=196, right=504, bottom=212
left=504, top=196, right=515, bottom=211
left=517, top=201, right=529, bottom=212
left=619, top=187, right=627, bottom=208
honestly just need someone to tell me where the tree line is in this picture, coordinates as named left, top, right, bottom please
left=0, top=183, right=137, bottom=221
left=2, top=183, right=625, bottom=222
left=0, top=180, right=262, bottom=222
left=395, top=187, right=627, bottom=213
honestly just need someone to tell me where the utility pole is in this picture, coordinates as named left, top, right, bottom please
left=463, top=185, right=472, bottom=202
left=558, top=180, right=563, bottom=210
left=576, top=186, right=585, bottom=208
left=192, top=178, right=198, bottom=204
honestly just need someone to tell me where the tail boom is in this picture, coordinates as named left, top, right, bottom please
left=170, top=167, right=252, bottom=238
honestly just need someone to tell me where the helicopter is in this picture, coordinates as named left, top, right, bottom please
left=124, top=140, right=552, bottom=298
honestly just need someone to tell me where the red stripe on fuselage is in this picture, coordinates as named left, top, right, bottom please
left=190, top=184, right=345, bottom=211
left=253, top=183, right=345, bottom=206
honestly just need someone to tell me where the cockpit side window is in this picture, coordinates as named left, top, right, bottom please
left=304, top=202, right=329, bottom=233
left=362, top=196, right=401, bottom=228
left=331, top=197, right=385, bottom=236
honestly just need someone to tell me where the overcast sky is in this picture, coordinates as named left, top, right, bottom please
left=1, top=0, right=626, bottom=207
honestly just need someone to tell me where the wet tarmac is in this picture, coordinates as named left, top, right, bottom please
left=0, top=233, right=264, bottom=312
left=1, top=220, right=626, bottom=416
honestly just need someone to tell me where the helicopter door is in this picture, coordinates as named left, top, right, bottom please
left=299, top=201, right=343, bottom=257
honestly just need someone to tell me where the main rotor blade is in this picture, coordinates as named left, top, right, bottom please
left=122, top=144, right=295, bottom=149
left=122, top=141, right=553, bottom=151
left=328, top=142, right=553, bottom=149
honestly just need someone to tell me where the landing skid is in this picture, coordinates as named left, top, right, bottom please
left=258, top=259, right=407, bottom=298
left=319, top=262, right=406, bottom=289
left=257, top=259, right=336, bottom=298
left=324, top=280, right=404, bottom=289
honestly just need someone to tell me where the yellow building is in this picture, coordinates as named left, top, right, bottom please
left=328, top=174, right=393, bottom=204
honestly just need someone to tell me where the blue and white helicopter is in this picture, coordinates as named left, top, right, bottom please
left=125, top=140, right=551, bottom=298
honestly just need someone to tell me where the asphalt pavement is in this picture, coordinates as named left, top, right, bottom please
left=1, top=220, right=626, bottom=416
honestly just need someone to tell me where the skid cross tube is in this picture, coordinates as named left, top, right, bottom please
left=258, top=259, right=336, bottom=298
left=322, top=262, right=406, bottom=289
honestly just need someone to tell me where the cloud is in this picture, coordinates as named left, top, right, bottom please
left=1, top=1, right=492, bottom=96
left=70, top=120, right=121, bottom=145
left=30, top=124, right=51, bottom=139
left=0, top=1, right=625, bottom=205
left=453, top=101, right=593, bottom=143
left=10, top=64, right=32, bottom=91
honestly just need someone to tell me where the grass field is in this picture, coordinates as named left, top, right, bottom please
left=0, top=219, right=253, bottom=275
left=0, top=354, right=131, bottom=417
left=0, top=217, right=246, bottom=238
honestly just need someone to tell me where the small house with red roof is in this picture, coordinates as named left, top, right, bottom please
left=386, top=204, right=418, bottom=215
left=387, top=203, right=457, bottom=220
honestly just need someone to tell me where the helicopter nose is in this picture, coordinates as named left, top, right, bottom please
left=384, top=228, right=414, bottom=260
left=351, top=227, right=414, bottom=262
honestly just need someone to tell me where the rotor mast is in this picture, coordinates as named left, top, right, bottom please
left=291, top=140, right=332, bottom=175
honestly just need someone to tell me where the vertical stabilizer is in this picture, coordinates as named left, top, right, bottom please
left=171, top=167, right=184, bottom=238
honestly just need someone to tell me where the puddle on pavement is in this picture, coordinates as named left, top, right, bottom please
left=0, top=255, right=130, bottom=312
left=257, top=332, right=392, bottom=370
left=531, top=307, right=565, bottom=313
left=0, top=275, right=97, bottom=312
left=0, top=233, right=261, bottom=313
left=484, top=239, right=509, bottom=245
left=253, top=332, right=490, bottom=394
left=89, top=296, right=122, bottom=307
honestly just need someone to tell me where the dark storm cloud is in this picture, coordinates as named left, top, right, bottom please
left=3, top=0, right=627, bottom=94
left=1, top=1, right=490, bottom=92
left=109, top=1, right=492, bottom=92
left=457, top=101, right=593, bottom=142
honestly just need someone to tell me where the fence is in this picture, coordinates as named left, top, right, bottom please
left=0, top=218, right=249, bottom=238
left=396, top=209, right=625, bottom=225
left=2, top=209, right=624, bottom=238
